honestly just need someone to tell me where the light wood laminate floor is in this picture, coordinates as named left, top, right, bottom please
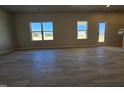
left=0, top=47, right=124, bottom=87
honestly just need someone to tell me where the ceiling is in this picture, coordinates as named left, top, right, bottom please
left=1, top=5, right=124, bottom=13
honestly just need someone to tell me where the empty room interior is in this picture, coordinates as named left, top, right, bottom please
left=1, top=5, right=124, bottom=87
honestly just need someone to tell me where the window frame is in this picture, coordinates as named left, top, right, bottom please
left=98, top=21, right=107, bottom=43
left=76, top=20, right=88, bottom=40
left=42, top=22, right=54, bottom=40
left=29, top=21, right=54, bottom=41
left=29, top=22, right=42, bottom=41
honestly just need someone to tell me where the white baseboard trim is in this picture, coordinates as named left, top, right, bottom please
left=0, top=49, right=16, bottom=55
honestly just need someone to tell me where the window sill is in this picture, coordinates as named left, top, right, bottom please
left=77, top=38, right=88, bottom=40
left=31, top=40, right=54, bottom=42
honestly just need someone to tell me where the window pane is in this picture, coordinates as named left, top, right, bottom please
left=77, top=31, right=87, bottom=39
left=43, top=32, right=53, bottom=40
left=42, top=22, right=53, bottom=31
left=32, top=31, right=42, bottom=41
left=98, top=22, right=106, bottom=42
left=30, top=22, right=41, bottom=31
left=77, top=21, right=88, bottom=31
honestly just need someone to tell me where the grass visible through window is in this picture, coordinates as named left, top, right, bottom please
left=30, top=22, right=54, bottom=41
left=98, top=22, right=106, bottom=42
left=77, top=21, right=88, bottom=39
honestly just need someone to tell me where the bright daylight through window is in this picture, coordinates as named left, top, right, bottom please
left=98, top=22, right=106, bottom=42
left=77, top=21, right=88, bottom=39
left=30, top=22, right=53, bottom=41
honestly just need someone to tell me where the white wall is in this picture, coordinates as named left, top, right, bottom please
left=0, top=8, right=16, bottom=54
left=14, top=12, right=123, bottom=49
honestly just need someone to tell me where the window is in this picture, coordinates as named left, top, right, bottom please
left=98, top=22, right=106, bottom=42
left=77, top=21, right=88, bottom=39
left=30, top=22, right=54, bottom=41
left=42, top=22, right=53, bottom=40
left=30, top=22, right=42, bottom=41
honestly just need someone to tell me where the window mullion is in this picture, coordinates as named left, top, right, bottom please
left=41, top=22, right=44, bottom=40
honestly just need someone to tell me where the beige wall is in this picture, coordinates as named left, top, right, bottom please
left=14, top=12, right=124, bottom=49
left=0, top=8, right=16, bottom=54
